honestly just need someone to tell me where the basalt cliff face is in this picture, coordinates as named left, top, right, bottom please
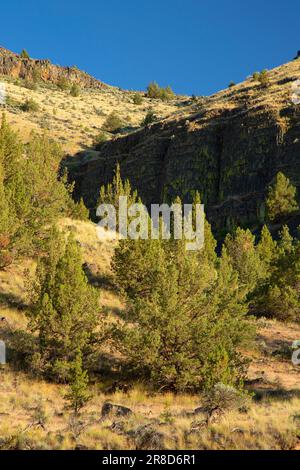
left=67, top=59, right=300, bottom=233
left=0, top=47, right=107, bottom=89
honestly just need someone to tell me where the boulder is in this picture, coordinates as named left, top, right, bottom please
left=101, top=402, right=133, bottom=418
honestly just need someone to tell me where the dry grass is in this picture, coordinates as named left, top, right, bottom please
left=0, top=367, right=299, bottom=450
left=0, top=217, right=299, bottom=450
left=0, top=77, right=188, bottom=154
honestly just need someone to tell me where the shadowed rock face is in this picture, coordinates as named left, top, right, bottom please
left=66, top=59, right=300, bottom=233
left=0, top=47, right=107, bottom=89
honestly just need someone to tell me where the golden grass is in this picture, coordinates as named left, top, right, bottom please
left=0, top=218, right=299, bottom=449
left=0, top=78, right=187, bottom=154
left=0, top=365, right=299, bottom=450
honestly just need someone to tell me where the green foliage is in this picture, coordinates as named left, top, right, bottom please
left=228, top=81, right=236, bottom=88
left=254, top=225, right=300, bottom=321
left=224, top=227, right=264, bottom=298
left=0, top=115, right=83, bottom=262
left=57, top=76, right=71, bottom=91
left=112, top=190, right=253, bottom=392
left=21, top=98, right=39, bottom=112
left=141, top=110, right=157, bottom=127
left=20, top=49, right=30, bottom=59
left=252, top=70, right=270, bottom=87
left=65, top=351, right=90, bottom=415
left=29, top=232, right=100, bottom=381
left=93, top=131, right=108, bottom=146
left=266, top=172, right=299, bottom=221
left=133, top=93, right=143, bottom=105
left=71, top=198, right=89, bottom=220
left=203, top=383, right=250, bottom=413
left=0, top=159, right=12, bottom=268
left=98, top=163, right=138, bottom=231
left=70, top=83, right=81, bottom=97
left=102, top=112, right=123, bottom=133
left=23, top=79, right=38, bottom=91
left=146, top=82, right=175, bottom=101
left=259, top=70, right=270, bottom=87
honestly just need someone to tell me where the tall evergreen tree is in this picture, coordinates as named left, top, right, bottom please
left=255, top=225, right=300, bottom=321
left=113, top=193, right=253, bottom=391
left=29, top=233, right=101, bottom=381
left=224, top=228, right=263, bottom=298
left=65, top=351, right=90, bottom=415
left=97, top=162, right=138, bottom=232
left=266, top=172, right=299, bottom=221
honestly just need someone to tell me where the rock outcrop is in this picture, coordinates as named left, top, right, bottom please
left=0, top=46, right=107, bottom=90
left=65, top=58, right=300, bottom=233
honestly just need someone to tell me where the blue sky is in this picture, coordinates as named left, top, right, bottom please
left=1, top=0, right=299, bottom=95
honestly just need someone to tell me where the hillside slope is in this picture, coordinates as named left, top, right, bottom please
left=0, top=47, right=189, bottom=154
left=0, top=217, right=299, bottom=450
left=66, top=58, right=300, bottom=233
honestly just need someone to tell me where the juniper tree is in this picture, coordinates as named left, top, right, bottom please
left=224, top=228, right=263, bottom=298
left=29, top=233, right=100, bottom=381
left=0, top=116, right=79, bottom=259
left=113, top=195, right=253, bottom=391
left=97, top=163, right=138, bottom=232
left=255, top=225, right=300, bottom=321
left=20, top=49, right=30, bottom=59
left=266, top=172, right=299, bottom=222
left=65, top=351, right=90, bottom=415
left=102, top=112, right=123, bottom=132
left=0, top=161, right=12, bottom=268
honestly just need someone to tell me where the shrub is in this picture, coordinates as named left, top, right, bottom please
left=141, top=110, right=157, bottom=127
left=20, top=49, right=30, bottom=59
left=258, top=70, right=270, bottom=87
left=70, top=83, right=81, bottom=97
left=229, top=81, right=236, bottom=88
left=133, top=93, right=143, bottom=105
left=146, top=82, right=175, bottom=101
left=57, top=77, right=70, bottom=91
left=203, top=383, right=251, bottom=414
left=93, top=131, right=108, bottom=146
left=102, top=112, right=123, bottom=133
left=21, top=98, right=40, bottom=112
left=23, top=79, right=38, bottom=91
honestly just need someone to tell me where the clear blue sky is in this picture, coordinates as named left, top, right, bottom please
left=1, top=0, right=299, bottom=95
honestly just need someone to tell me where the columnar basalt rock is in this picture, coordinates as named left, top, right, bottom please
left=66, top=58, right=300, bottom=234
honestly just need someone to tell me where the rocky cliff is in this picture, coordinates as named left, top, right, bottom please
left=0, top=47, right=107, bottom=89
left=67, top=58, right=300, bottom=233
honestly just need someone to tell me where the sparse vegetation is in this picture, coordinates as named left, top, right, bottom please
left=20, top=49, right=30, bottom=59
left=57, top=77, right=71, bottom=91
left=147, top=81, right=175, bottom=101
left=253, top=69, right=270, bottom=87
left=21, top=98, right=40, bottom=112
left=93, top=131, right=109, bottom=146
left=133, top=93, right=143, bottom=105
left=141, top=109, right=157, bottom=126
left=70, top=83, right=81, bottom=97
left=102, top=111, right=123, bottom=133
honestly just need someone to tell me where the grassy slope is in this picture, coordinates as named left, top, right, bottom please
left=0, top=77, right=189, bottom=154
left=0, top=217, right=299, bottom=450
